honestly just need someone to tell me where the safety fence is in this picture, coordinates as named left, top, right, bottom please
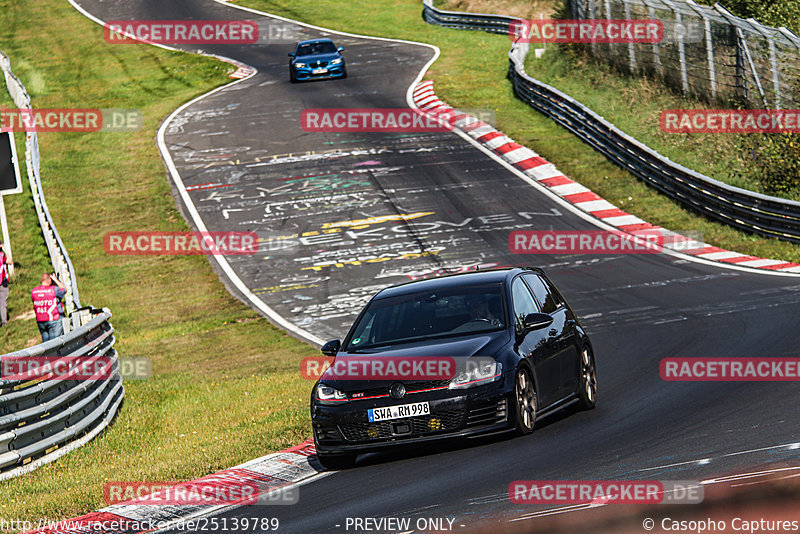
left=568, top=0, right=800, bottom=109
left=0, top=49, right=122, bottom=479
left=1, top=50, right=85, bottom=330
left=422, top=0, right=800, bottom=243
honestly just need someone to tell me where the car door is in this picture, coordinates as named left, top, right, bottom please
left=523, top=273, right=580, bottom=398
left=511, top=276, right=560, bottom=408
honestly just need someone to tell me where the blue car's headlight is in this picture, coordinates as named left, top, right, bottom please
left=330, top=58, right=342, bottom=65
left=315, top=383, right=348, bottom=404
left=294, top=62, right=307, bottom=69
left=449, top=360, right=502, bottom=389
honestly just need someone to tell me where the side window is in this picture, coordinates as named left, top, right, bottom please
left=523, top=274, right=559, bottom=314
left=511, top=277, right=540, bottom=330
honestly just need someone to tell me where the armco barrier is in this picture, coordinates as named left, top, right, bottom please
left=0, top=49, right=122, bottom=480
left=1, top=49, right=82, bottom=328
left=0, top=309, right=123, bottom=481
left=421, top=0, right=517, bottom=34
left=422, top=0, right=800, bottom=244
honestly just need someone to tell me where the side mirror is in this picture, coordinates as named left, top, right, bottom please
left=321, top=339, right=341, bottom=356
left=337, top=47, right=344, bottom=52
left=522, top=313, right=553, bottom=332
left=288, top=52, right=295, bottom=58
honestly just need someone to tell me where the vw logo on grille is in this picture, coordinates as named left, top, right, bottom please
left=389, top=382, right=406, bottom=400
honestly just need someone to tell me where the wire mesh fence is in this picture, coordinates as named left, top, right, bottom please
left=567, top=0, right=800, bottom=109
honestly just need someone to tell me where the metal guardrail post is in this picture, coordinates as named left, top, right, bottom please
left=685, top=0, right=718, bottom=102
left=648, top=4, right=664, bottom=77
left=660, top=0, right=690, bottom=95
left=623, top=0, right=637, bottom=73
left=745, top=18, right=782, bottom=109
left=587, top=0, right=599, bottom=55
left=736, top=27, right=768, bottom=107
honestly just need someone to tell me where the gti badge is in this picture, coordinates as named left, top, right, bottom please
left=389, top=382, right=406, bottom=400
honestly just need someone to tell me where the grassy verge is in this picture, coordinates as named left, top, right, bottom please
left=240, top=0, right=800, bottom=263
left=0, top=0, right=318, bottom=526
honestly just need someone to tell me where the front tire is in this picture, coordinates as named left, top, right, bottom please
left=576, top=346, right=597, bottom=410
left=511, top=367, right=536, bottom=435
left=316, top=451, right=356, bottom=470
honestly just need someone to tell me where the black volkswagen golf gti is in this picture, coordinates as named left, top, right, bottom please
left=311, top=267, right=597, bottom=468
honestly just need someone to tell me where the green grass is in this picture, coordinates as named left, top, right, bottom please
left=0, top=0, right=318, bottom=526
left=238, top=0, right=800, bottom=263
left=524, top=47, right=757, bottom=192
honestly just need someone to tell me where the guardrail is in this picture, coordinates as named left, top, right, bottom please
left=1, top=50, right=83, bottom=329
left=421, top=0, right=517, bottom=34
left=422, top=0, right=800, bottom=244
left=0, top=49, right=123, bottom=480
left=0, top=309, right=123, bottom=481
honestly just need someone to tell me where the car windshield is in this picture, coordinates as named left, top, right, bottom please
left=345, top=284, right=506, bottom=351
left=296, top=42, right=337, bottom=56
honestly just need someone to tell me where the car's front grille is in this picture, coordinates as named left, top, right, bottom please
left=349, top=380, right=450, bottom=400
left=310, top=60, right=329, bottom=68
left=408, top=379, right=452, bottom=392
left=466, top=398, right=507, bottom=427
left=339, top=409, right=465, bottom=442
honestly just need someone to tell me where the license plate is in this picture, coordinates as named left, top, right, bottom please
left=312, top=68, right=328, bottom=74
left=368, top=402, right=430, bottom=422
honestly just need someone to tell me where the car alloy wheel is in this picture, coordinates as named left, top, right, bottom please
left=577, top=346, right=597, bottom=409
left=514, top=368, right=536, bottom=434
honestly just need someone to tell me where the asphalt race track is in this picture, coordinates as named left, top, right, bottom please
left=76, top=0, right=800, bottom=532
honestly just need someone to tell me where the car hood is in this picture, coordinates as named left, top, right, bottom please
left=294, top=53, right=341, bottom=62
left=320, top=330, right=510, bottom=393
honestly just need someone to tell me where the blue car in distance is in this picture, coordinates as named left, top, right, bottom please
left=289, top=38, right=347, bottom=82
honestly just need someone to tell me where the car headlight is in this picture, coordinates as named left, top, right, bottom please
left=294, top=62, right=307, bottom=68
left=330, top=58, right=342, bottom=65
left=449, top=360, right=502, bottom=389
left=315, top=383, right=348, bottom=404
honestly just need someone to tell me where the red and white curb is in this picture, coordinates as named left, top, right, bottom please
left=226, top=60, right=256, bottom=79
left=413, top=80, right=800, bottom=274
left=22, top=440, right=321, bottom=534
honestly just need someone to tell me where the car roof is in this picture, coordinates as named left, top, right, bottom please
left=296, top=38, right=335, bottom=46
left=373, top=267, right=543, bottom=300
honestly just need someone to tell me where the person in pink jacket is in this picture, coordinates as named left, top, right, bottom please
left=31, top=272, right=66, bottom=341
